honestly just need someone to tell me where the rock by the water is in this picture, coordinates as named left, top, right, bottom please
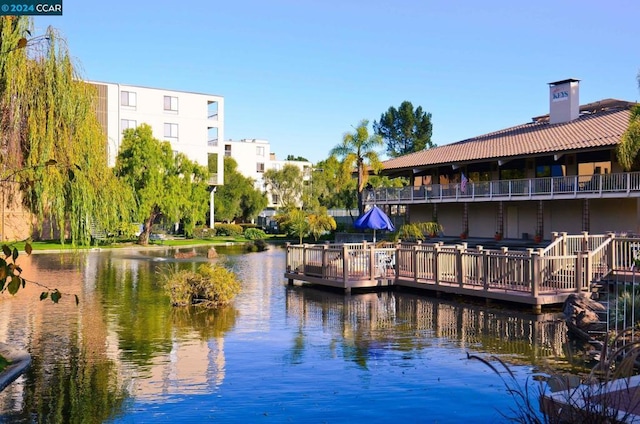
left=563, top=293, right=606, bottom=342
left=207, top=247, right=218, bottom=259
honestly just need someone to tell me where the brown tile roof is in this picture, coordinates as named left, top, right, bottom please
left=382, top=99, right=635, bottom=172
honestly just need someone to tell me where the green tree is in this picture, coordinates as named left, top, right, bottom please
left=0, top=17, right=131, bottom=245
left=275, top=209, right=310, bottom=244
left=114, top=124, right=209, bottom=245
left=307, top=207, right=337, bottom=241
left=373, top=101, right=434, bottom=158
left=330, top=120, right=384, bottom=215
left=285, top=154, right=309, bottom=162
left=616, top=74, right=640, bottom=171
left=215, top=157, right=267, bottom=223
left=263, top=164, right=304, bottom=211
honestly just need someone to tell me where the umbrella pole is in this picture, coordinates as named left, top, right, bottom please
left=373, top=229, right=376, bottom=244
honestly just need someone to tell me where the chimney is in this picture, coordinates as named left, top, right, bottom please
left=548, top=79, right=580, bottom=124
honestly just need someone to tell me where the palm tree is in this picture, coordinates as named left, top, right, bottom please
left=330, top=120, right=384, bottom=215
left=616, top=104, right=640, bottom=171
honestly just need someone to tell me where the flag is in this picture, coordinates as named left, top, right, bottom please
left=461, top=173, right=468, bottom=193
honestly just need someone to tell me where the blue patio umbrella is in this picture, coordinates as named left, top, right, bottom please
left=353, top=205, right=395, bottom=243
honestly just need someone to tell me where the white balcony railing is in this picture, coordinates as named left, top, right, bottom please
left=367, top=172, right=640, bottom=204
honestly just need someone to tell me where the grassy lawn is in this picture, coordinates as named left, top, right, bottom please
left=3, top=234, right=293, bottom=252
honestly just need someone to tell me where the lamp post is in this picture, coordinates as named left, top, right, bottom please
left=209, top=186, right=217, bottom=229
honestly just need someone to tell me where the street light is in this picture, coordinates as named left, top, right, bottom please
left=209, top=186, right=217, bottom=229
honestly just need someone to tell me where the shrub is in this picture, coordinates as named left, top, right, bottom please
left=246, top=239, right=268, bottom=252
left=161, top=263, right=241, bottom=308
left=244, top=228, right=266, bottom=240
left=193, top=226, right=216, bottom=239
left=215, top=223, right=243, bottom=237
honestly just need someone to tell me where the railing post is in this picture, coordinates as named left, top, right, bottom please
left=525, top=248, right=533, bottom=290
left=303, top=243, right=308, bottom=275
left=456, top=245, right=464, bottom=287
left=608, top=232, right=616, bottom=272
left=575, top=251, right=583, bottom=293
left=322, top=244, right=328, bottom=279
left=479, top=246, right=489, bottom=291
left=585, top=250, right=593, bottom=290
left=395, top=241, right=401, bottom=277
left=413, top=245, right=419, bottom=284
left=561, top=232, right=568, bottom=256
left=552, top=231, right=559, bottom=242
left=582, top=231, right=589, bottom=251
left=531, top=251, right=540, bottom=297
left=285, top=242, right=291, bottom=272
left=369, top=244, right=375, bottom=280
left=342, top=245, right=349, bottom=286
left=501, top=247, right=509, bottom=286
left=434, top=244, right=441, bottom=286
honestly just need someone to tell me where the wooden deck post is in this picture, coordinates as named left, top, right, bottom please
left=303, top=243, right=309, bottom=276
left=434, top=244, right=441, bottom=287
left=369, top=244, right=375, bottom=281
left=575, top=251, right=583, bottom=293
left=479, top=246, right=489, bottom=290
left=531, top=251, right=540, bottom=297
left=322, top=244, right=328, bottom=279
left=413, top=245, right=419, bottom=284
left=501, top=247, right=509, bottom=287
left=456, top=244, right=464, bottom=287
left=607, top=232, right=616, bottom=273
left=342, top=244, right=349, bottom=288
left=285, top=242, right=291, bottom=272
left=560, top=232, right=568, bottom=256
left=581, top=231, right=589, bottom=251
left=584, top=250, right=593, bottom=292
left=395, top=241, right=401, bottom=277
left=525, top=248, right=534, bottom=289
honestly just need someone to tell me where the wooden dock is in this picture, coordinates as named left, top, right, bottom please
left=285, top=233, right=640, bottom=313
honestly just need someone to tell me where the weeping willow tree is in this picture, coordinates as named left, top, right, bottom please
left=0, top=16, right=132, bottom=245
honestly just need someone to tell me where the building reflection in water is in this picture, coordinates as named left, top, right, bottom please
left=285, top=287, right=568, bottom=364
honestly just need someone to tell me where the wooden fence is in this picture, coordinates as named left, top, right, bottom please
left=285, top=233, right=640, bottom=309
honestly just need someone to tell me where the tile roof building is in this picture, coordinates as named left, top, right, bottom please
left=369, top=80, right=639, bottom=240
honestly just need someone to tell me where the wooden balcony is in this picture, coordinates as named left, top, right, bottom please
left=367, top=172, right=640, bottom=205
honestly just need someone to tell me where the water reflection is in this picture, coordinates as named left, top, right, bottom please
left=0, top=249, right=240, bottom=421
left=0, top=246, right=570, bottom=423
left=285, top=287, right=567, bottom=368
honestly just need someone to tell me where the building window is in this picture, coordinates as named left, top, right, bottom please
left=257, top=162, right=265, bottom=173
left=256, top=146, right=265, bottom=156
left=121, top=119, right=137, bottom=131
left=271, top=194, right=279, bottom=204
left=121, top=91, right=136, bottom=107
left=164, top=95, right=178, bottom=112
left=224, top=144, right=232, bottom=157
left=164, top=123, right=179, bottom=140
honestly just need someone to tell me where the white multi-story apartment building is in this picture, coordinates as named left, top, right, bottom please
left=90, top=81, right=225, bottom=226
left=91, top=81, right=224, bottom=186
left=223, top=139, right=311, bottom=209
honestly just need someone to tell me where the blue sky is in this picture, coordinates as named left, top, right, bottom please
left=35, top=0, right=639, bottom=164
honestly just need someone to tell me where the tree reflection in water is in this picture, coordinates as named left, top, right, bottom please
left=0, top=247, right=573, bottom=423
left=284, top=286, right=568, bottom=370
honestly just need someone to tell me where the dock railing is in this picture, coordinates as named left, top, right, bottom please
left=285, top=233, right=640, bottom=298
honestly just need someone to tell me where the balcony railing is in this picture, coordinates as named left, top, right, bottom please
left=367, top=172, right=640, bottom=204
left=208, top=138, right=218, bottom=147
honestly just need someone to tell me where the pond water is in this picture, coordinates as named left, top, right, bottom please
left=0, top=245, right=570, bottom=423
